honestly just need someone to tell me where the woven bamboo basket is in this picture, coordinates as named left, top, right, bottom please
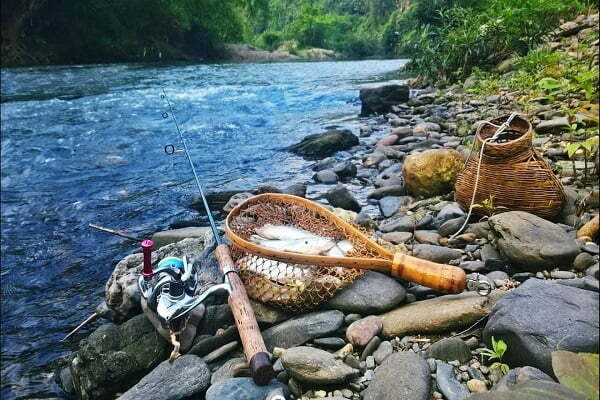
left=454, top=114, right=566, bottom=219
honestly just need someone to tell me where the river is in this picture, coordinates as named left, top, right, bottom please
left=0, top=59, right=407, bottom=398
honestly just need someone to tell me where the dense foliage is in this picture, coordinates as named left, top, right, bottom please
left=391, top=0, right=594, bottom=82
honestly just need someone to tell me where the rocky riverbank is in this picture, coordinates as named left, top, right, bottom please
left=56, top=13, right=599, bottom=400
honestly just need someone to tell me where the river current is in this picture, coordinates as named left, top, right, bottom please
left=0, top=59, right=407, bottom=398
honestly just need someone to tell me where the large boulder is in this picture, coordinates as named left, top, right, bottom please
left=380, top=291, right=504, bottom=338
left=466, top=381, right=585, bottom=400
left=281, top=346, right=357, bottom=385
left=359, top=84, right=410, bottom=116
left=261, top=310, right=344, bottom=351
left=323, top=271, right=405, bottom=314
left=288, top=129, right=359, bottom=159
left=70, top=315, right=170, bottom=400
left=483, top=279, right=599, bottom=376
left=151, top=227, right=211, bottom=249
left=119, top=355, right=211, bottom=400
left=104, top=238, right=207, bottom=322
left=488, top=211, right=581, bottom=271
left=403, top=149, right=464, bottom=198
left=362, top=352, right=431, bottom=400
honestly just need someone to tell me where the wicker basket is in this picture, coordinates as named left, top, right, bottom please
left=454, top=114, right=566, bottom=219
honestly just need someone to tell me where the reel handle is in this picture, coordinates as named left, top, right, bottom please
left=390, top=253, right=466, bottom=294
left=214, top=244, right=274, bottom=385
left=141, top=240, right=154, bottom=280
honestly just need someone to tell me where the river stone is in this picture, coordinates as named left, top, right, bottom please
left=381, top=290, right=504, bottom=338
left=323, top=271, right=406, bottom=314
left=372, top=340, right=393, bottom=364
left=362, top=352, right=431, bottom=400
left=414, top=230, right=441, bottom=245
left=261, top=310, right=344, bottom=351
left=326, top=184, right=361, bottom=212
left=467, top=381, right=585, bottom=400
left=436, top=361, right=470, bottom=400
left=281, top=347, right=357, bottom=385
left=426, top=337, right=472, bottom=363
left=359, top=84, right=410, bottom=116
left=403, top=149, right=464, bottom=198
left=151, top=227, right=211, bottom=249
left=205, top=377, right=288, bottom=400
left=488, top=211, right=581, bottom=272
left=381, top=231, right=413, bottom=244
left=333, top=161, right=358, bottom=180
left=438, top=217, right=467, bottom=237
left=104, top=238, right=205, bottom=322
left=573, top=252, right=597, bottom=272
left=289, top=129, right=359, bottom=159
left=314, top=169, right=339, bottom=184
left=493, top=366, right=554, bottom=392
left=210, top=357, right=249, bottom=384
left=412, top=244, right=462, bottom=263
left=119, top=355, right=210, bottom=400
left=313, top=337, right=346, bottom=350
left=379, top=213, right=432, bottom=233
left=379, top=196, right=407, bottom=218
left=437, top=202, right=467, bottom=222
left=70, top=314, right=170, bottom=400
left=368, top=185, right=406, bottom=199
left=483, top=279, right=599, bottom=375
left=250, top=299, right=290, bottom=324
left=346, top=316, right=383, bottom=347
left=223, top=192, right=254, bottom=213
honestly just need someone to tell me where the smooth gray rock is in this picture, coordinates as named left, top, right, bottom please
left=488, top=211, right=581, bottom=271
left=360, top=84, right=410, bottom=116
left=313, top=337, right=346, bottom=350
left=414, top=230, right=441, bottom=245
left=573, top=252, right=597, bottom=271
left=437, top=202, right=466, bottom=222
left=119, top=355, right=210, bottom=400
left=363, top=352, right=431, bottom=400
left=205, top=378, right=288, bottom=400
left=262, top=310, right=344, bottom=351
left=439, top=217, right=467, bottom=237
left=289, top=129, right=359, bottom=159
left=483, top=279, right=599, bottom=375
left=379, top=196, right=409, bottom=218
left=70, top=315, right=170, bottom=400
left=426, top=337, right=471, bottom=363
left=493, top=366, right=554, bottom=392
left=281, top=347, right=357, bottom=385
left=380, top=213, right=432, bottom=233
left=151, top=227, right=211, bottom=249
left=326, top=184, right=361, bottom=212
left=210, top=358, right=249, bottom=384
left=333, top=161, right=358, bottom=180
left=324, top=271, right=405, bottom=314
left=412, top=244, right=462, bottom=263
left=372, top=341, right=393, bottom=364
left=368, top=185, right=406, bottom=199
left=314, top=169, right=339, bottom=184
left=381, top=231, right=413, bottom=244
left=460, top=260, right=487, bottom=273
left=436, top=361, right=470, bottom=400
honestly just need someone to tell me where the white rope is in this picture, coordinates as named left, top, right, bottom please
left=450, top=113, right=519, bottom=240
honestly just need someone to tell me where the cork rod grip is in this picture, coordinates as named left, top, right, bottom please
left=214, top=244, right=274, bottom=385
left=390, top=253, right=466, bottom=293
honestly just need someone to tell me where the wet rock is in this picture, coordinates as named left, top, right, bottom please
left=70, top=315, right=170, bottom=400
left=381, top=290, right=504, bottom=338
left=205, top=378, right=288, bottom=400
left=460, top=260, right=487, bottom=273
left=573, top=252, right=597, bottom=272
left=326, top=184, right=361, bottom=212
left=363, top=352, right=431, bottom=400
left=289, top=129, right=359, bottom=159
left=414, top=230, right=441, bottom=245
left=483, top=279, right=599, bottom=375
left=378, top=196, right=409, bottom=218
left=283, top=183, right=307, bottom=198
left=314, top=169, right=339, bottom=184
left=391, top=127, right=413, bottom=138
left=262, top=310, right=344, bottom=351
left=210, top=358, right=249, bottom=384
left=426, top=337, right=472, bottom=363
left=313, top=337, right=346, bottom=350
left=105, top=238, right=206, bottom=322
left=281, top=347, right=357, bottom=385
left=380, top=213, right=432, bottom=233
left=535, top=117, right=570, bottom=134
left=437, top=202, right=467, bottom=223
left=368, top=185, right=405, bottom=199
left=493, top=366, right=554, bottom=392
left=481, top=244, right=508, bottom=270
left=151, top=227, right=211, bottom=249
left=360, top=84, right=410, bottom=116
left=346, top=316, right=383, bottom=347
left=488, top=211, right=581, bottom=272
left=436, top=361, right=470, bottom=400
left=323, top=271, right=406, bottom=314
left=119, top=355, right=210, bottom=400
left=439, top=217, right=467, bottom=237
left=333, top=161, right=358, bottom=180
left=377, top=134, right=399, bottom=147
left=223, top=192, right=254, bottom=213
left=412, top=244, right=462, bottom=263
left=414, top=122, right=441, bottom=135
left=403, top=149, right=464, bottom=198
left=381, top=231, right=413, bottom=244
left=360, top=336, right=381, bottom=361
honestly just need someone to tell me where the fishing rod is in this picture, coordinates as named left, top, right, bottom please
left=158, top=89, right=273, bottom=384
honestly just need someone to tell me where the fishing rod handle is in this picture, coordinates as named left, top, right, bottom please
left=214, top=244, right=274, bottom=385
left=390, top=253, right=466, bottom=294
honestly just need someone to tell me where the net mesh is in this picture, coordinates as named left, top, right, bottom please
left=227, top=195, right=389, bottom=312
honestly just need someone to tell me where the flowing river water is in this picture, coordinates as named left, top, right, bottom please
left=0, top=59, right=407, bottom=398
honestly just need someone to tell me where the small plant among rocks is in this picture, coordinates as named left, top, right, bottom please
left=479, top=336, right=510, bottom=374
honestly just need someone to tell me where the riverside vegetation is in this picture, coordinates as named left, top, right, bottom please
left=53, top=9, right=598, bottom=400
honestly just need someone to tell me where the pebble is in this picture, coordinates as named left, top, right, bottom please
left=344, top=354, right=361, bottom=369
left=366, top=356, right=376, bottom=369
left=436, top=361, right=471, bottom=400
left=346, top=316, right=383, bottom=347
left=573, top=252, right=597, bottom=271
left=360, top=336, right=381, bottom=361
left=582, top=242, right=600, bottom=255
left=550, top=270, right=577, bottom=279
left=468, top=367, right=485, bottom=381
left=345, top=314, right=362, bottom=325
left=372, top=341, right=393, bottom=364
left=467, top=379, right=487, bottom=393
left=313, top=337, right=346, bottom=350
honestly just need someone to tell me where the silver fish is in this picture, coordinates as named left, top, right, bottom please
left=254, top=224, right=317, bottom=240
left=250, top=235, right=336, bottom=255
left=237, top=256, right=312, bottom=290
left=327, top=245, right=345, bottom=257
left=337, top=240, right=354, bottom=255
